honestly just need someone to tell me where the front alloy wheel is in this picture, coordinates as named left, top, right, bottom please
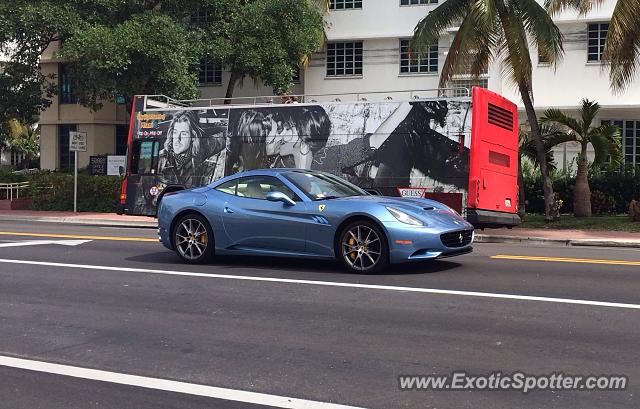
left=339, top=221, right=388, bottom=273
left=174, top=214, right=214, bottom=263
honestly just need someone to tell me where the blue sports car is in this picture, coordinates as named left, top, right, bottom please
left=157, top=169, right=474, bottom=273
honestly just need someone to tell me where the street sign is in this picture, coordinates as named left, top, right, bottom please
left=69, top=131, right=87, bottom=152
left=69, top=131, right=87, bottom=213
left=107, top=155, right=126, bottom=176
left=90, top=156, right=108, bottom=175
left=397, top=187, right=427, bottom=198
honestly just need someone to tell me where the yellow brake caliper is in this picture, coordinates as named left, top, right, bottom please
left=348, top=237, right=356, bottom=260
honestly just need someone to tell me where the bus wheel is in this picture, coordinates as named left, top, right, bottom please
left=173, top=213, right=214, bottom=264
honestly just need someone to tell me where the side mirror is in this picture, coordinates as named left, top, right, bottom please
left=266, top=191, right=296, bottom=206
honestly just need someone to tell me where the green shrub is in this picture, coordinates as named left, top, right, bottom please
left=0, top=168, right=28, bottom=183
left=524, top=166, right=640, bottom=215
left=27, top=171, right=121, bottom=212
left=590, top=191, right=617, bottom=215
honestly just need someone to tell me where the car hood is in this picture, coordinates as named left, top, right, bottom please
left=331, top=195, right=472, bottom=229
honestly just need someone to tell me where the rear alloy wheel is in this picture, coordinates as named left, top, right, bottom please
left=339, top=221, right=388, bottom=273
left=173, top=214, right=214, bottom=264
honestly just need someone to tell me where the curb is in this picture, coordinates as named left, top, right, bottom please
left=0, top=216, right=157, bottom=229
left=475, top=234, right=640, bottom=249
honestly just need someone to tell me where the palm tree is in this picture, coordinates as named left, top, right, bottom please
left=546, top=0, right=640, bottom=92
left=518, top=123, right=562, bottom=218
left=412, top=0, right=564, bottom=221
left=541, top=99, right=621, bottom=217
left=7, top=119, right=40, bottom=169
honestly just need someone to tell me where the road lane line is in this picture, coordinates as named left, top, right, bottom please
left=0, top=258, right=639, bottom=310
left=492, top=254, right=640, bottom=266
left=0, top=231, right=157, bottom=242
left=0, top=355, right=362, bottom=409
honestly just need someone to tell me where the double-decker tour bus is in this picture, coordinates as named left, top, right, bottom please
left=118, top=87, right=520, bottom=227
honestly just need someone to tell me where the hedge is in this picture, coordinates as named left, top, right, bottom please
left=524, top=166, right=640, bottom=214
left=0, top=170, right=121, bottom=212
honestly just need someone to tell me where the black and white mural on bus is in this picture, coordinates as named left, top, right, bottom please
left=127, top=108, right=230, bottom=215
left=127, top=100, right=471, bottom=215
left=225, top=100, right=472, bottom=195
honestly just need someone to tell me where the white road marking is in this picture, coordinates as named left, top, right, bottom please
left=0, top=240, right=91, bottom=248
left=0, top=355, right=362, bottom=409
left=0, top=258, right=638, bottom=310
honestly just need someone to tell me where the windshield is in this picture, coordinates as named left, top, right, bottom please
left=284, top=171, right=367, bottom=201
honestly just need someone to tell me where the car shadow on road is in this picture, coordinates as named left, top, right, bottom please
left=125, top=252, right=461, bottom=276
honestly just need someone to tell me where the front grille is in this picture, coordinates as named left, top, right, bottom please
left=440, top=229, right=473, bottom=248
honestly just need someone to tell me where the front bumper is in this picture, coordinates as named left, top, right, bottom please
left=384, top=222, right=474, bottom=264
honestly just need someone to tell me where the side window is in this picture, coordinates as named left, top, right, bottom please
left=130, top=140, right=159, bottom=175
left=215, top=179, right=238, bottom=195
left=236, top=176, right=300, bottom=201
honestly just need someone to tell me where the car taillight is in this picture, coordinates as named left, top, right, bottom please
left=120, top=193, right=127, bottom=202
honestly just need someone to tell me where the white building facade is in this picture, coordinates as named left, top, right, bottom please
left=38, top=0, right=639, bottom=171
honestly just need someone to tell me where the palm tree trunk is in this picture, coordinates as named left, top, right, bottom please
left=518, top=153, right=526, bottom=219
left=224, top=72, right=241, bottom=105
left=518, top=83, right=556, bottom=221
left=573, top=142, right=591, bottom=217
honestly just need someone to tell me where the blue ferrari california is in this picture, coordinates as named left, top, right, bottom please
left=157, top=169, right=474, bottom=273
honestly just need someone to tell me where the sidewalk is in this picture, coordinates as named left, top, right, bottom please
left=0, top=210, right=638, bottom=248
left=0, top=210, right=157, bottom=228
left=475, top=227, right=640, bottom=248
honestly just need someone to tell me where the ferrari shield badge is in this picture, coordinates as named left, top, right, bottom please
left=318, top=204, right=326, bottom=212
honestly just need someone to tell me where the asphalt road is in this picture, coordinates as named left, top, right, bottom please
left=0, top=220, right=638, bottom=409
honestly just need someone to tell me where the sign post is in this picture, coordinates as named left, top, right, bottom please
left=69, top=131, right=87, bottom=213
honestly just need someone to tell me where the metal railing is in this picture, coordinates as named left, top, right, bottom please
left=0, top=182, right=30, bottom=200
left=141, top=87, right=472, bottom=111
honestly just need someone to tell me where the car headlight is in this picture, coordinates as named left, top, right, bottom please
left=386, top=207, right=424, bottom=226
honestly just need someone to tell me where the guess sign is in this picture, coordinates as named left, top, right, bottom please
left=397, top=187, right=427, bottom=198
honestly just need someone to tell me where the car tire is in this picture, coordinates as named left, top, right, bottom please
left=337, top=220, right=389, bottom=274
left=173, top=213, right=214, bottom=264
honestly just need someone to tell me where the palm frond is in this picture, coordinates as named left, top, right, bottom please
left=603, top=0, right=640, bottom=92
left=437, top=9, right=492, bottom=87
left=514, top=0, right=564, bottom=67
left=589, top=123, right=622, bottom=168
left=544, top=0, right=602, bottom=16
left=495, top=3, right=533, bottom=93
left=520, top=123, right=566, bottom=171
left=578, top=98, right=600, bottom=133
left=541, top=108, right=583, bottom=136
left=411, top=0, right=471, bottom=57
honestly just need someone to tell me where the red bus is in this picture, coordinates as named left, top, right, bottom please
left=118, top=87, right=520, bottom=227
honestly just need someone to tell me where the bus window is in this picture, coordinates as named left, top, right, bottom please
left=130, top=140, right=159, bottom=175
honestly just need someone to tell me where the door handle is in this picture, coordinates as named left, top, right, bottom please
left=224, top=206, right=234, bottom=214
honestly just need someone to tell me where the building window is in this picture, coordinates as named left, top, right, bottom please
left=401, top=0, right=437, bottom=5
left=326, top=42, right=363, bottom=77
left=603, top=120, right=640, bottom=166
left=448, top=79, right=488, bottom=97
left=191, top=8, right=212, bottom=26
left=116, top=125, right=129, bottom=156
left=587, top=22, right=608, bottom=62
left=59, top=64, right=76, bottom=104
left=538, top=49, right=550, bottom=65
left=58, top=124, right=77, bottom=171
left=400, top=39, right=437, bottom=74
left=329, top=0, right=362, bottom=10
left=10, top=150, right=24, bottom=167
left=199, top=59, right=222, bottom=85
